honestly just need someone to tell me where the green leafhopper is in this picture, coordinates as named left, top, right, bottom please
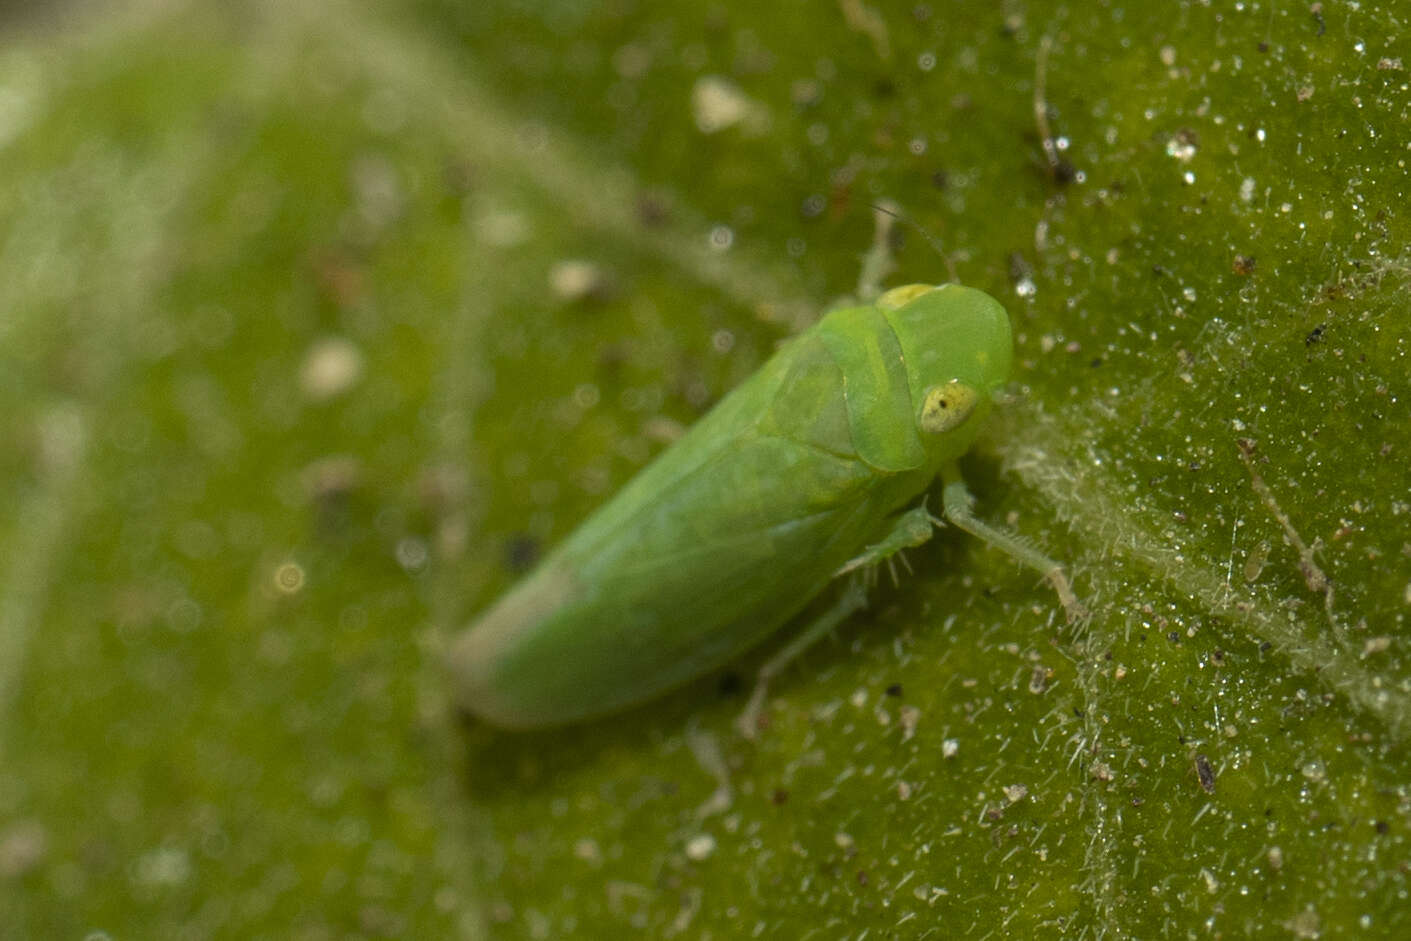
left=448, top=282, right=1078, bottom=733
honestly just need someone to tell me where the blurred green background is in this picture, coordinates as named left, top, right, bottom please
left=2, top=0, right=1409, bottom=937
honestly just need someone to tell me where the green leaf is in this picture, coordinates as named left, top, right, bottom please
left=2, top=0, right=1407, bottom=937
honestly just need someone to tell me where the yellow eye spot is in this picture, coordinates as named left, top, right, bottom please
left=919, top=380, right=981, bottom=434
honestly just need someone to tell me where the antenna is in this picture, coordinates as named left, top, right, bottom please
left=868, top=201, right=959, bottom=284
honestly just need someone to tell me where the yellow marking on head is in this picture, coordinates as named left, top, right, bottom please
left=876, top=283, right=938, bottom=311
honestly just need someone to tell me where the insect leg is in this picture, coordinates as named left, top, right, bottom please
left=736, top=581, right=869, bottom=740
left=737, top=507, right=944, bottom=738
left=833, top=505, right=937, bottom=577
left=939, top=461, right=1086, bottom=621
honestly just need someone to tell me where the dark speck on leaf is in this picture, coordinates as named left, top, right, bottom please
left=717, top=671, right=742, bottom=697
left=931, top=170, right=949, bottom=190
left=1167, top=631, right=1181, bottom=644
left=504, top=534, right=540, bottom=574
left=1232, top=254, right=1257, bottom=275
left=772, top=788, right=789, bottom=805
left=1008, top=252, right=1033, bottom=285
left=636, top=194, right=670, bottom=227
left=885, top=683, right=903, bottom=698
left=1305, top=324, right=1326, bottom=345
left=1195, top=754, right=1216, bottom=794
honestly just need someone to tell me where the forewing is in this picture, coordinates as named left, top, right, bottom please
left=490, top=434, right=892, bottom=724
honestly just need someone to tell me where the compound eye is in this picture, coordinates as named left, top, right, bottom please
left=919, top=380, right=981, bottom=434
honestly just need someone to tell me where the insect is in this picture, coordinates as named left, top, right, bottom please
left=448, top=281, right=1079, bottom=735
